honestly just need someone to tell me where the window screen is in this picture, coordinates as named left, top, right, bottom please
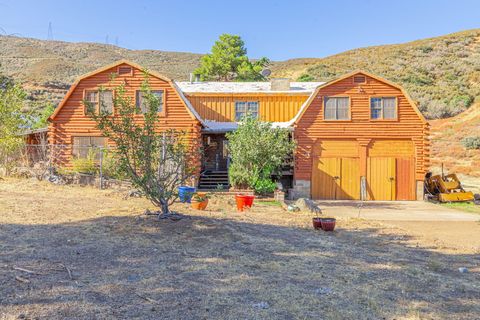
left=235, top=101, right=259, bottom=120
left=99, top=91, right=113, bottom=114
left=72, top=137, right=106, bottom=159
left=136, top=90, right=164, bottom=113
left=370, top=97, right=397, bottom=120
left=324, top=97, right=350, bottom=120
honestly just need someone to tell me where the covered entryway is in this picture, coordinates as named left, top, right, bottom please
left=311, top=140, right=360, bottom=200
left=367, top=140, right=416, bottom=200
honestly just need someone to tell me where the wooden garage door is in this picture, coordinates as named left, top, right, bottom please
left=312, top=158, right=360, bottom=200
left=396, top=157, right=415, bottom=200
left=367, top=157, right=396, bottom=200
left=367, top=157, right=416, bottom=200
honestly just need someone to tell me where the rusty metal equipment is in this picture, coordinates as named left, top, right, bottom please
left=424, top=171, right=475, bottom=202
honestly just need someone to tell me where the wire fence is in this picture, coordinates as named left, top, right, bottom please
left=11, top=144, right=130, bottom=189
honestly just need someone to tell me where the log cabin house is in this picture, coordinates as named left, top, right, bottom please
left=48, top=60, right=429, bottom=200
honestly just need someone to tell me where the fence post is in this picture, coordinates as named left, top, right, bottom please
left=99, top=148, right=103, bottom=189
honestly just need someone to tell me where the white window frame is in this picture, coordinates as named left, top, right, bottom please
left=235, top=101, right=259, bottom=121
left=370, top=97, right=397, bottom=120
left=323, top=97, right=351, bottom=120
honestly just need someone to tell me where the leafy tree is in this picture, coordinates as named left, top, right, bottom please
left=32, top=103, right=55, bottom=129
left=297, top=73, right=315, bottom=82
left=0, top=79, right=28, bottom=175
left=226, top=116, right=295, bottom=193
left=87, top=77, right=198, bottom=217
left=195, top=34, right=270, bottom=81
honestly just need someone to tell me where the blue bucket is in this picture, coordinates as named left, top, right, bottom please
left=178, top=186, right=196, bottom=203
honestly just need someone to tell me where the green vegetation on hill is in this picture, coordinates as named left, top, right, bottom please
left=271, top=29, right=480, bottom=119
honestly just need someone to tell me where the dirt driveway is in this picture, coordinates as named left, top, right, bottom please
left=318, top=200, right=480, bottom=253
left=1, top=179, right=480, bottom=319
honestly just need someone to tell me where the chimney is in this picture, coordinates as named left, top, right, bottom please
left=270, top=78, right=290, bottom=91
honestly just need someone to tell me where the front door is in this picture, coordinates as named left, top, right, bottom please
left=203, top=134, right=228, bottom=171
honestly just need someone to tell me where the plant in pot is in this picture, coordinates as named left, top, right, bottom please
left=191, top=192, right=210, bottom=210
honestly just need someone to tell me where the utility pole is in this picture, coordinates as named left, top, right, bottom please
left=47, top=22, right=53, bottom=40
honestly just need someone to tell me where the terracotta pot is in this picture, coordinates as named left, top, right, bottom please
left=191, top=199, right=208, bottom=210
left=235, top=194, right=255, bottom=212
left=320, top=218, right=336, bottom=231
left=312, top=217, right=322, bottom=230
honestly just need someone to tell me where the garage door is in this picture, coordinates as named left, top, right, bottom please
left=312, top=157, right=360, bottom=200
left=367, top=140, right=416, bottom=200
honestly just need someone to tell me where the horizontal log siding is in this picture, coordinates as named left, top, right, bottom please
left=294, top=74, right=429, bottom=181
left=186, top=93, right=309, bottom=122
left=49, top=63, right=201, bottom=167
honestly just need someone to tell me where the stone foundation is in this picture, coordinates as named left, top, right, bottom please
left=290, top=180, right=311, bottom=200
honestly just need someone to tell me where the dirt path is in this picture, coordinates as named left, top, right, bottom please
left=1, top=179, right=479, bottom=319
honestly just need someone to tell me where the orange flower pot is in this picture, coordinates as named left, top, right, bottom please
left=235, top=194, right=255, bottom=212
left=191, top=199, right=208, bottom=210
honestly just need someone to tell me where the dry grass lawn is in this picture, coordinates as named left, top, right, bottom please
left=1, top=178, right=479, bottom=319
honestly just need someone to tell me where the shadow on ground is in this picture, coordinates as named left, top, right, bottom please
left=1, top=214, right=479, bottom=319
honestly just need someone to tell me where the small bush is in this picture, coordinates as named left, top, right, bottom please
left=297, top=73, right=315, bottom=82
left=461, top=136, right=480, bottom=150
left=101, top=151, right=126, bottom=180
left=71, top=149, right=98, bottom=174
left=228, top=163, right=251, bottom=189
left=253, top=178, right=277, bottom=195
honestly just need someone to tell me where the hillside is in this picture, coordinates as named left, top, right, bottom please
left=0, top=35, right=202, bottom=113
left=271, top=29, right=480, bottom=119
left=1, top=29, right=480, bottom=119
left=430, top=102, right=480, bottom=176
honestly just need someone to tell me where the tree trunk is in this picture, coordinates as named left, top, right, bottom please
left=159, top=198, right=170, bottom=218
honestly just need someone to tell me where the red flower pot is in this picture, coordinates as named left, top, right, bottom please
left=321, top=218, right=336, bottom=231
left=312, top=218, right=322, bottom=230
left=235, top=194, right=255, bottom=212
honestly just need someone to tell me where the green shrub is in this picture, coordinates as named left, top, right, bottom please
left=101, top=150, right=127, bottom=180
left=253, top=178, right=277, bottom=195
left=71, top=149, right=97, bottom=174
left=228, top=163, right=251, bottom=189
left=226, top=116, right=295, bottom=192
left=461, top=136, right=480, bottom=150
left=297, top=73, right=315, bottom=82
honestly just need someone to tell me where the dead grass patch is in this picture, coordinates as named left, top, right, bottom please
left=0, top=178, right=479, bottom=319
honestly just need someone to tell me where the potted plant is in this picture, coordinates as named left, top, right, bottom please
left=320, top=218, right=336, bottom=231
left=191, top=192, right=210, bottom=210
left=235, top=194, right=255, bottom=212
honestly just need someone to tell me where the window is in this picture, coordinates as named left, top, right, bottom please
left=324, top=97, right=350, bottom=120
left=235, top=101, right=259, bottom=121
left=370, top=97, right=397, bottom=120
left=84, top=90, right=113, bottom=114
left=118, top=66, right=132, bottom=76
left=84, top=90, right=98, bottom=113
left=99, top=91, right=113, bottom=114
left=72, top=136, right=106, bottom=159
left=353, top=75, right=366, bottom=84
left=136, top=90, right=164, bottom=114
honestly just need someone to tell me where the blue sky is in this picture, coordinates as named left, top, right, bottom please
left=1, top=0, right=479, bottom=60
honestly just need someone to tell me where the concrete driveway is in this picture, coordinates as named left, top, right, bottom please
left=316, top=200, right=480, bottom=221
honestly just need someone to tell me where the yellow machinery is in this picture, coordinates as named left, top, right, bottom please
left=425, top=172, right=475, bottom=202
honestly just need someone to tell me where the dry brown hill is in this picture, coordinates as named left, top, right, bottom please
left=271, top=29, right=480, bottom=119
left=1, top=29, right=480, bottom=120
left=430, top=102, right=480, bottom=177
left=0, top=35, right=202, bottom=113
